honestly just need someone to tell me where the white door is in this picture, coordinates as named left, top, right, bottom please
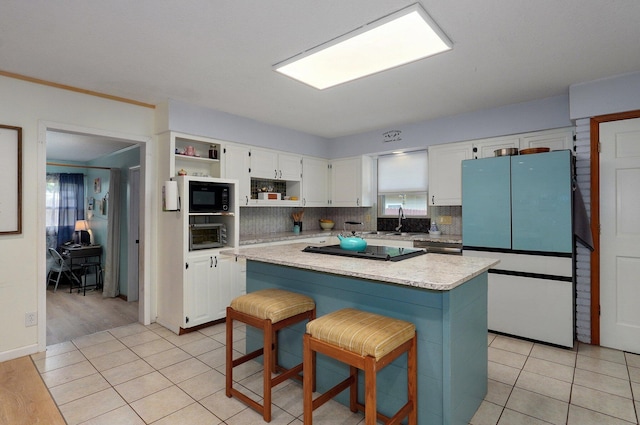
left=600, top=117, right=640, bottom=353
left=127, top=167, right=140, bottom=302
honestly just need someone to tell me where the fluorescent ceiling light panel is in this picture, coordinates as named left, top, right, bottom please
left=274, top=3, right=452, bottom=89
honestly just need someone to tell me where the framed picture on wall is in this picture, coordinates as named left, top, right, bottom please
left=0, top=125, right=22, bottom=234
left=94, top=178, right=101, bottom=193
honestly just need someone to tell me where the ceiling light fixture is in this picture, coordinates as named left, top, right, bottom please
left=273, top=3, right=452, bottom=90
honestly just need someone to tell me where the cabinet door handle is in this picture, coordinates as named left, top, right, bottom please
left=215, top=256, right=218, bottom=267
left=357, top=197, right=360, bottom=206
left=245, top=195, right=248, bottom=205
left=210, top=257, right=213, bottom=268
left=279, top=170, right=282, bottom=179
left=274, top=170, right=278, bottom=179
left=303, top=198, right=306, bottom=206
left=431, top=195, right=435, bottom=205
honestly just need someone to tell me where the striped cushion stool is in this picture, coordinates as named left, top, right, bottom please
left=226, top=288, right=316, bottom=422
left=303, top=308, right=417, bottom=425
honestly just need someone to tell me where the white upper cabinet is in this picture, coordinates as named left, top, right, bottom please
left=472, top=127, right=574, bottom=159
left=472, top=136, right=520, bottom=159
left=249, top=148, right=278, bottom=179
left=277, top=152, right=304, bottom=181
left=428, top=141, right=473, bottom=206
left=302, top=156, right=330, bottom=207
left=250, top=148, right=302, bottom=181
left=428, top=127, right=574, bottom=206
left=330, top=156, right=373, bottom=207
left=520, top=128, right=573, bottom=151
left=222, top=143, right=252, bottom=206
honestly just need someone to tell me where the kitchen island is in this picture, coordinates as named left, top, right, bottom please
left=224, top=242, right=498, bottom=425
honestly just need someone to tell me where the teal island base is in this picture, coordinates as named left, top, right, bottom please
left=244, top=261, right=488, bottom=425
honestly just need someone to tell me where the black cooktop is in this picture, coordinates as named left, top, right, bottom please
left=302, top=244, right=427, bottom=262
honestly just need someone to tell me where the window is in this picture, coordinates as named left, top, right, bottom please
left=45, top=173, right=85, bottom=249
left=377, top=150, right=428, bottom=217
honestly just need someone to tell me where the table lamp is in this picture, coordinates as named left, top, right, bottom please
left=74, top=220, right=93, bottom=245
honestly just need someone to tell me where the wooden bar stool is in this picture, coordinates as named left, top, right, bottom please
left=226, top=288, right=316, bottom=422
left=303, top=308, right=417, bottom=425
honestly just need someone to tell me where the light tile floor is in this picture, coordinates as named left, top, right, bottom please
left=32, top=323, right=640, bottom=424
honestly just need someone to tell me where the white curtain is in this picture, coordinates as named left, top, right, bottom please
left=103, top=169, right=121, bottom=298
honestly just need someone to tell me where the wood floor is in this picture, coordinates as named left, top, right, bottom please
left=0, top=282, right=139, bottom=425
left=46, top=281, right=139, bottom=345
left=0, top=356, right=65, bottom=425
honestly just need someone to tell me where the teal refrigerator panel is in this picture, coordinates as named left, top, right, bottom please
left=462, top=157, right=511, bottom=248
left=511, top=151, right=573, bottom=252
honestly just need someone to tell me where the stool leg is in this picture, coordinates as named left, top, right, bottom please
left=364, top=357, right=377, bottom=425
left=225, top=308, right=234, bottom=398
left=408, top=334, right=418, bottom=425
left=263, top=319, right=273, bottom=422
left=349, top=366, right=358, bottom=413
left=303, top=334, right=313, bottom=425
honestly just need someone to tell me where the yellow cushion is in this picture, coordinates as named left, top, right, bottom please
left=306, top=308, right=415, bottom=360
left=230, top=289, right=315, bottom=324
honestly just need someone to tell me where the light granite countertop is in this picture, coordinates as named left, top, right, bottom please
left=239, top=231, right=463, bottom=246
left=223, top=242, right=497, bottom=291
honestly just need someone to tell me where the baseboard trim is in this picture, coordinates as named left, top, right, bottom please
left=179, top=317, right=226, bottom=335
left=0, top=343, right=40, bottom=363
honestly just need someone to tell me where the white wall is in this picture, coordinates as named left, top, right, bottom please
left=328, top=95, right=573, bottom=158
left=570, top=71, right=640, bottom=120
left=0, top=76, right=154, bottom=361
left=158, top=99, right=331, bottom=158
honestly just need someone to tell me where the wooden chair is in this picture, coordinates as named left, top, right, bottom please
left=303, top=308, right=417, bottom=425
left=226, top=288, right=316, bottom=422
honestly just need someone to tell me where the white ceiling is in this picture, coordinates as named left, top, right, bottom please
left=3, top=0, right=640, bottom=150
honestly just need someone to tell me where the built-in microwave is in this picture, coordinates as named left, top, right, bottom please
left=189, top=223, right=227, bottom=250
left=189, top=181, right=230, bottom=213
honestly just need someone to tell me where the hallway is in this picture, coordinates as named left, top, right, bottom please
left=46, top=284, right=138, bottom=345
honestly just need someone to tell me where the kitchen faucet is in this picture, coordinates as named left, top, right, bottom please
left=395, top=206, right=405, bottom=231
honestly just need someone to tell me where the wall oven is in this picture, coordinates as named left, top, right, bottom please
left=189, top=223, right=227, bottom=250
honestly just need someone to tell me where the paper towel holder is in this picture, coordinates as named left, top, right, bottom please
left=163, top=179, right=180, bottom=211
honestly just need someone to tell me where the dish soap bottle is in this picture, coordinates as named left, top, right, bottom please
left=430, top=220, right=440, bottom=234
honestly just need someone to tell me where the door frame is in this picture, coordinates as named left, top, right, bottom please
left=127, top=166, right=141, bottom=304
left=38, top=121, right=153, bottom=351
left=589, top=109, right=640, bottom=345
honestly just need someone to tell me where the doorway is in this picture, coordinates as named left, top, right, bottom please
left=39, top=121, right=152, bottom=349
left=598, top=117, right=640, bottom=353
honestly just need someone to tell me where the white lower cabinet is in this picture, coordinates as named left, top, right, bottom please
left=184, top=252, right=244, bottom=328
left=185, top=254, right=219, bottom=328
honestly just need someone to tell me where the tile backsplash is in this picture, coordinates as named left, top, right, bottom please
left=429, top=205, right=462, bottom=235
left=239, top=205, right=462, bottom=235
left=239, top=206, right=377, bottom=235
